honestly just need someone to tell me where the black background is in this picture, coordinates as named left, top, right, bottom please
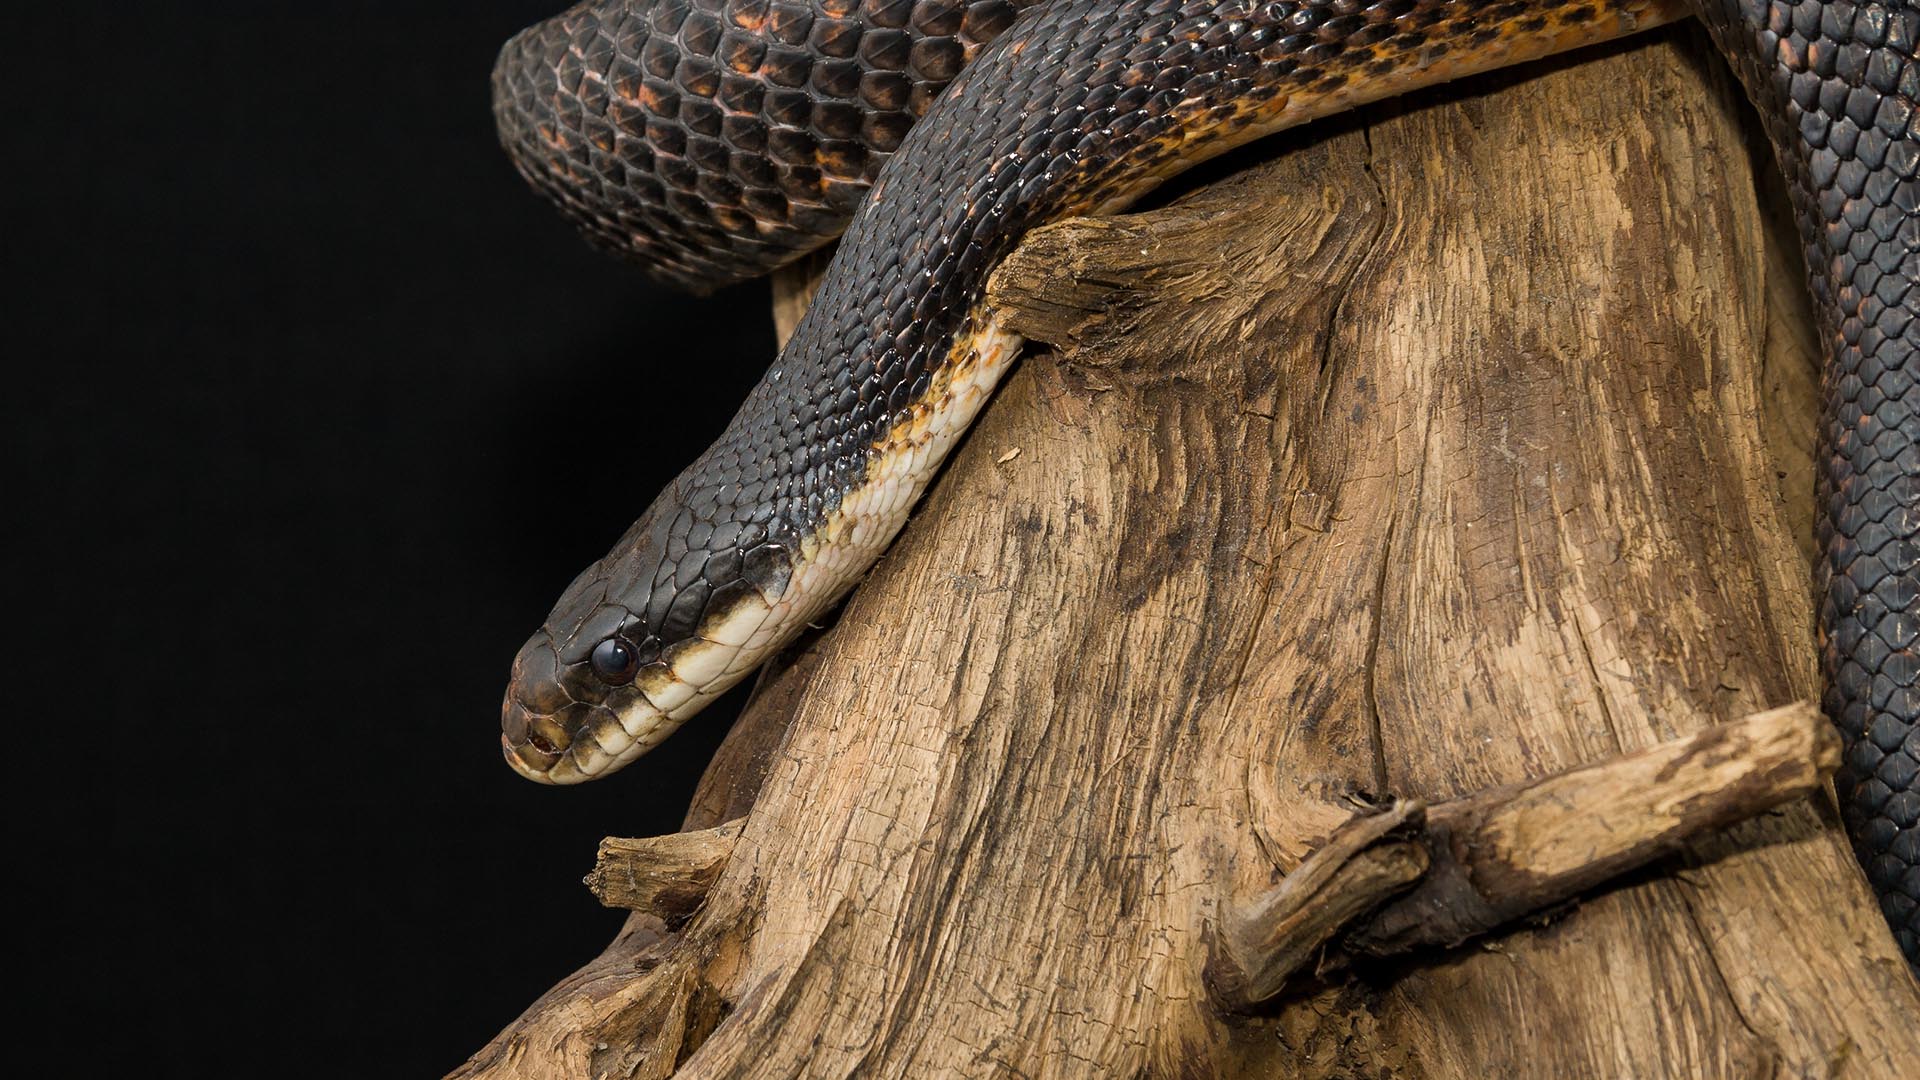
left=12, top=4, right=774, bottom=1073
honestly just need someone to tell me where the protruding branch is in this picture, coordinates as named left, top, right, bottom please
left=1354, top=701, right=1838, bottom=955
left=1209, top=702, right=1840, bottom=1009
left=1205, top=800, right=1429, bottom=1006
left=585, top=819, right=745, bottom=922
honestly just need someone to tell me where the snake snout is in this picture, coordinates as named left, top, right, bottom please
left=500, top=696, right=567, bottom=785
left=499, top=631, right=583, bottom=784
left=500, top=626, right=674, bottom=784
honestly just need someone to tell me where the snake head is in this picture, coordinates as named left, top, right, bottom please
left=498, top=610, right=672, bottom=786
left=500, top=493, right=794, bottom=784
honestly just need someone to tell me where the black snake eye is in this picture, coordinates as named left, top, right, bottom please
left=588, top=636, right=640, bottom=685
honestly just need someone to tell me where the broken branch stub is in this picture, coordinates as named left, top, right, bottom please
left=585, top=819, right=745, bottom=924
left=1207, top=701, right=1843, bottom=1011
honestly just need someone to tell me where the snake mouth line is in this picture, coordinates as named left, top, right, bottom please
left=501, top=694, right=670, bottom=785
left=498, top=558, right=862, bottom=784
left=500, top=631, right=758, bottom=784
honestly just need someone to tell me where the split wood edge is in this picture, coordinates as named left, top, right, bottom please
left=588, top=701, right=1839, bottom=1008
left=584, top=819, right=745, bottom=925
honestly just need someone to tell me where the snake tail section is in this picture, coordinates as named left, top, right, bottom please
left=1692, top=0, right=1919, bottom=959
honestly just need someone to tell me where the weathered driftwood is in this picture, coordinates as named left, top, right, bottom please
left=454, top=26, right=1920, bottom=1080
left=587, top=704, right=1842, bottom=1016
left=1205, top=701, right=1842, bottom=1008
left=587, top=820, right=746, bottom=923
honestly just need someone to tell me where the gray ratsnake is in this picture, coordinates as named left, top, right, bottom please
left=489, top=0, right=1918, bottom=965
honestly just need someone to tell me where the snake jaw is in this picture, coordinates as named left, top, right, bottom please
left=501, top=690, right=680, bottom=785
left=500, top=626, right=713, bottom=784
left=499, top=691, right=565, bottom=784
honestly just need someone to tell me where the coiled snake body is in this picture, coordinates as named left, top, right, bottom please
left=493, top=0, right=1918, bottom=963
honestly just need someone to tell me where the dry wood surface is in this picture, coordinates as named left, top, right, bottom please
left=454, top=26, right=1919, bottom=1080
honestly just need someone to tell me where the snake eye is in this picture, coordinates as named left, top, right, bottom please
left=589, top=636, right=640, bottom=685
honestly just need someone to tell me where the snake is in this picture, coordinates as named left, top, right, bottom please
left=492, top=0, right=1918, bottom=963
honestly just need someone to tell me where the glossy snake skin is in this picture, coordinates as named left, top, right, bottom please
left=494, top=0, right=1918, bottom=963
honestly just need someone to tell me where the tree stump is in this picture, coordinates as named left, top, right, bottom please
left=454, top=26, right=1920, bottom=1080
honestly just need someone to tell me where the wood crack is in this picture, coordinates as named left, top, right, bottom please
left=1361, top=508, right=1400, bottom=799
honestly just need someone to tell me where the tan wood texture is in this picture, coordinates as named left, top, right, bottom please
left=454, top=27, right=1919, bottom=1079
left=587, top=821, right=746, bottom=921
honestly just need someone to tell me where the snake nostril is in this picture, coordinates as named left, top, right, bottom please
left=501, top=690, right=572, bottom=760
left=501, top=733, right=560, bottom=784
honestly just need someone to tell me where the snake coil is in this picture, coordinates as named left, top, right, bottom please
left=493, top=0, right=1918, bottom=964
